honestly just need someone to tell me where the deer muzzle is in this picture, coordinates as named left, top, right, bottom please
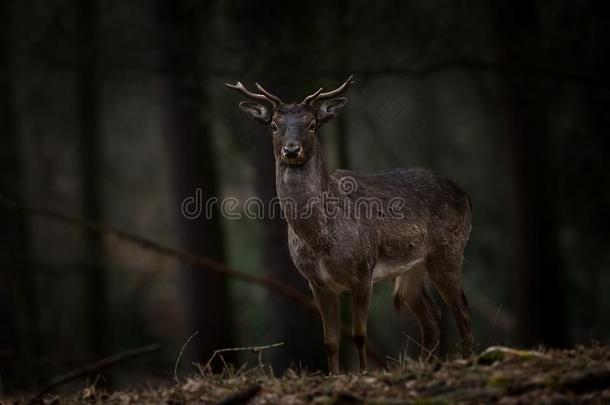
left=282, top=142, right=303, bottom=160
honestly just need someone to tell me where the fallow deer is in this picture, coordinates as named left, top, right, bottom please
left=226, top=75, right=473, bottom=374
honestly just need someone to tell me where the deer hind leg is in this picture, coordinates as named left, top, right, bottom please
left=426, top=253, right=473, bottom=357
left=351, top=275, right=372, bottom=372
left=311, top=285, right=341, bottom=374
left=393, top=263, right=441, bottom=357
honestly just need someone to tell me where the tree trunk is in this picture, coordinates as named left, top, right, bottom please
left=489, top=1, right=568, bottom=347
left=77, top=0, right=107, bottom=356
left=159, top=0, right=235, bottom=366
left=231, top=1, right=326, bottom=371
left=577, top=21, right=610, bottom=340
left=333, top=0, right=351, bottom=171
left=0, top=0, right=41, bottom=389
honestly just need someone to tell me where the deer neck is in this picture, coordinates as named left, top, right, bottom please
left=276, top=140, right=336, bottom=244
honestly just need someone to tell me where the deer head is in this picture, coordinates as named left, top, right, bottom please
left=226, top=75, right=354, bottom=165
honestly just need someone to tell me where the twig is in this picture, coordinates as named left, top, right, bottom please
left=215, top=384, right=261, bottom=405
left=384, top=355, right=403, bottom=366
left=469, top=293, right=514, bottom=332
left=27, top=343, right=162, bottom=405
left=174, top=330, right=199, bottom=383
left=401, top=333, right=441, bottom=363
left=0, top=194, right=386, bottom=367
left=201, top=342, right=284, bottom=374
left=490, top=304, right=502, bottom=342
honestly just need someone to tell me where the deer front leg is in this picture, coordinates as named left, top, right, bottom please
left=351, top=275, right=372, bottom=372
left=311, top=285, right=340, bottom=374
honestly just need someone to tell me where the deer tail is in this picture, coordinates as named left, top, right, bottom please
left=392, top=264, right=428, bottom=314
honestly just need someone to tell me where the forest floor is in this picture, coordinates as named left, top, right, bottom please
left=4, top=345, right=610, bottom=405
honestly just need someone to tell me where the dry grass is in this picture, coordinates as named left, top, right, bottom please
left=4, top=345, right=610, bottom=404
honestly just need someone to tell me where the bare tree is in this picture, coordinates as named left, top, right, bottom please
left=159, top=0, right=235, bottom=365
left=489, top=1, right=568, bottom=347
left=77, top=0, right=108, bottom=355
left=0, top=0, right=41, bottom=388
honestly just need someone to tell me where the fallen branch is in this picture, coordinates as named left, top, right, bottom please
left=0, top=193, right=314, bottom=311
left=27, top=343, right=162, bottom=405
left=200, top=342, right=285, bottom=374
left=476, top=346, right=548, bottom=365
left=0, top=194, right=386, bottom=367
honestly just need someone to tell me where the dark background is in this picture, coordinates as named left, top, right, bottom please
left=1, top=0, right=609, bottom=394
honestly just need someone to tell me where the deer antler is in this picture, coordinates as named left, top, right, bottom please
left=302, top=75, right=354, bottom=106
left=255, top=83, right=283, bottom=105
left=225, top=81, right=282, bottom=108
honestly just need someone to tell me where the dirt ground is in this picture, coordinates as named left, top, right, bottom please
left=4, top=345, right=610, bottom=404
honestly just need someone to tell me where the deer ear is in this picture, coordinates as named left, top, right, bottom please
left=317, top=97, right=347, bottom=123
left=238, top=101, right=270, bottom=124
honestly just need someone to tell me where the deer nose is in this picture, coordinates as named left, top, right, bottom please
left=282, top=142, right=302, bottom=159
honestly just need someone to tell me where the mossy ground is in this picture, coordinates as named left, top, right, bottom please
left=4, top=345, right=610, bottom=404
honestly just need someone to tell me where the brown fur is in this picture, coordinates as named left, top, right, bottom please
left=228, top=81, right=473, bottom=374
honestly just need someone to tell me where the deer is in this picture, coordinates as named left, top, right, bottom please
left=226, top=75, right=473, bottom=374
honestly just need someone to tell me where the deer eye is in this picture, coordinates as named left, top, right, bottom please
left=271, top=122, right=278, bottom=133
left=308, top=122, right=316, bottom=132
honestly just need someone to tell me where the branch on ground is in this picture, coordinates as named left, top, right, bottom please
left=26, top=343, right=162, bottom=405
